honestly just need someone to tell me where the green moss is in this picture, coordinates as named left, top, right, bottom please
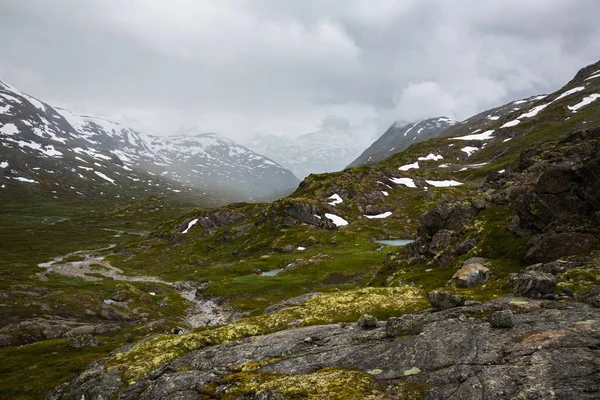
left=559, top=268, right=600, bottom=294
left=200, top=367, right=378, bottom=400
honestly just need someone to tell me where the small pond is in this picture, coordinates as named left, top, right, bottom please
left=373, top=239, right=413, bottom=246
left=261, top=268, right=283, bottom=277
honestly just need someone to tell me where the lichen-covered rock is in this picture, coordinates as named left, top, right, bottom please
left=50, top=298, right=600, bottom=400
left=68, top=333, right=99, bottom=349
left=357, top=314, right=377, bottom=329
left=451, top=263, right=490, bottom=288
left=488, top=310, right=515, bottom=328
left=427, top=291, right=465, bottom=310
left=385, top=315, right=423, bottom=336
left=509, top=271, right=557, bottom=297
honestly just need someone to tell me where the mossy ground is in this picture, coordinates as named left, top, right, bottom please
left=0, top=194, right=198, bottom=399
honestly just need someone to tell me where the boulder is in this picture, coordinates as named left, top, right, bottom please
left=0, top=334, right=13, bottom=348
left=427, top=291, right=465, bottom=310
left=66, top=325, right=95, bottom=337
left=68, top=333, right=99, bottom=349
left=509, top=271, right=557, bottom=297
left=524, top=233, right=600, bottom=264
left=452, top=263, right=490, bottom=288
left=357, top=314, right=377, bottom=329
left=385, top=315, right=423, bottom=336
left=43, top=324, right=69, bottom=340
left=488, top=310, right=515, bottom=328
left=277, top=245, right=295, bottom=254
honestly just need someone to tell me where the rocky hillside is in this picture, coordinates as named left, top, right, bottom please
left=348, top=116, right=457, bottom=167
left=0, top=80, right=299, bottom=203
left=43, top=60, right=600, bottom=399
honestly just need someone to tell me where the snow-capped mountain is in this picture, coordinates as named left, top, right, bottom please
left=142, top=131, right=299, bottom=197
left=348, top=117, right=457, bottom=167
left=247, top=127, right=371, bottom=179
left=0, top=80, right=299, bottom=202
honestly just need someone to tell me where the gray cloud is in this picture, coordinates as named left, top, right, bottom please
left=1, top=0, right=599, bottom=141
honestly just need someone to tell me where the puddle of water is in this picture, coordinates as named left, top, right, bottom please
left=373, top=239, right=413, bottom=246
left=261, top=268, right=283, bottom=277
left=181, top=292, right=196, bottom=301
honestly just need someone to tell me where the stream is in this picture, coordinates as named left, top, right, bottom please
left=37, top=248, right=242, bottom=328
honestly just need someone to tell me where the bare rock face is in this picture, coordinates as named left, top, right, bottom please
left=452, top=263, right=490, bottom=288
left=49, top=298, right=600, bottom=400
left=525, top=233, right=600, bottom=264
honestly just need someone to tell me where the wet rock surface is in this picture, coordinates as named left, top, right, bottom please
left=49, top=296, right=600, bottom=400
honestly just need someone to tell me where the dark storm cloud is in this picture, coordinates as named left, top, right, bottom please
left=1, top=0, right=599, bottom=140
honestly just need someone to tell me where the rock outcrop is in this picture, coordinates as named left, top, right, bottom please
left=49, top=296, right=600, bottom=399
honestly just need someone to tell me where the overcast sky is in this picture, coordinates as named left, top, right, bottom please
left=1, top=0, right=599, bottom=142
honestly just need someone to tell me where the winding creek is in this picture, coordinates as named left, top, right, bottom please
left=37, top=247, right=242, bottom=328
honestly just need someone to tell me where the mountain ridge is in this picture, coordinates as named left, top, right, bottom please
left=0, top=81, right=300, bottom=203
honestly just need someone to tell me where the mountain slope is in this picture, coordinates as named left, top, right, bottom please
left=247, top=127, right=371, bottom=179
left=348, top=116, right=457, bottom=167
left=143, top=131, right=299, bottom=199
left=0, top=80, right=299, bottom=203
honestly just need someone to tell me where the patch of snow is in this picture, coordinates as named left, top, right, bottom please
left=554, top=86, right=585, bottom=101
left=364, top=211, right=392, bottom=219
left=41, top=145, right=63, bottom=158
left=487, top=115, right=500, bottom=121
left=418, top=154, right=443, bottom=161
left=399, top=161, right=419, bottom=171
left=94, top=171, right=116, bottom=185
left=390, top=177, right=417, bottom=188
left=461, top=146, right=479, bottom=157
left=503, top=138, right=513, bottom=143
left=13, top=177, right=38, bottom=183
left=439, top=163, right=450, bottom=168
left=297, top=246, right=306, bottom=251
left=501, top=120, right=521, bottom=128
left=568, top=94, right=600, bottom=112
left=451, top=130, right=495, bottom=141
left=182, top=219, right=199, bottom=234
left=519, top=104, right=549, bottom=119
left=513, top=99, right=528, bottom=105
left=585, top=73, right=600, bottom=81
left=499, top=169, right=506, bottom=174
left=0, top=123, right=19, bottom=136
left=425, top=180, right=463, bottom=187
left=0, top=105, right=11, bottom=114
left=327, top=193, right=343, bottom=206
left=0, top=161, right=8, bottom=168
left=325, top=213, right=348, bottom=227
left=403, top=121, right=420, bottom=136
left=381, top=191, right=389, bottom=197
